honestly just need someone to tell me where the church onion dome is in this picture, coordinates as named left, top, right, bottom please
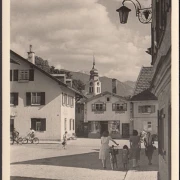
left=90, top=67, right=98, bottom=75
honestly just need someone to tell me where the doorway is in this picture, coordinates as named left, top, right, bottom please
left=122, top=123, right=130, bottom=138
left=100, top=121, right=108, bottom=135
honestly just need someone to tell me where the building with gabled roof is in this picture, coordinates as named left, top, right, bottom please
left=10, top=48, right=82, bottom=141
left=130, top=67, right=158, bottom=135
left=75, top=58, right=131, bottom=139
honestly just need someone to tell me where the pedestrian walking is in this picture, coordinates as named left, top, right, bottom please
left=12, top=128, right=19, bottom=144
left=129, top=130, right=141, bottom=168
left=99, top=131, right=119, bottom=169
left=62, top=131, right=68, bottom=149
left=122, top=145, right=129, bottom=170
left=144, top=132, right=156, bottom=165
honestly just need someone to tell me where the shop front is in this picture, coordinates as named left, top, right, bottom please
left=88, top=120, right=121, bottom=139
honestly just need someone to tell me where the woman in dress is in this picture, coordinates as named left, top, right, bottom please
left=144, top=132, right=155, bottom=165
left=129, top=130, right=141, bottom=168
left=99, top=131, right=119, bottom=169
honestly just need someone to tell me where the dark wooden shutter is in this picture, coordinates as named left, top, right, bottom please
left=10, top=70, right=12, bottom=81
left=103, top=103, right=106, bottom=111
left=41, top=92, right=45, bottom=105
left=41, top=118, right=46, bottom=131
left=73, top=119, right=75, bottom=130
left=70, top=119, right=71, bottom=130
left=112, top=103, right=116, bottom=111
left=13, top=70, right=18, bottom=81
left=92, top=104, right=95, bottom=111
left=26, top=92, right=31, bottom=105
left=31, top=118, right=36, bottom=130
left=14, top=93, right=19, bottom=105
left=29, top=69, right=34, bottom=81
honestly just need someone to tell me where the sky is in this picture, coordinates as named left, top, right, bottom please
left=11, top=0, right=152, bottom=82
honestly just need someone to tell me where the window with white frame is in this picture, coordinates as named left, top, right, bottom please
left=89, top=87, right=93, bottom=93
left=26, top=92, right=45, bottom=106
left=19, top=70, right=29, bottom=80
left=138, top=105, right=155, bottom=113
left=31, top=118, right=46, bottom=132
left=31, top=92, right=41, bottom=105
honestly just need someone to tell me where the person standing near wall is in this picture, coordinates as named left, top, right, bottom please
left=129, top=130, right=141, bottom=168
left=144, top=132, right=156, bottom=165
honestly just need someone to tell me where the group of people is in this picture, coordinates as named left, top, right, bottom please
left=11, top=128, right=36, bottom=144
left=99, top=130, right=156, bottom=170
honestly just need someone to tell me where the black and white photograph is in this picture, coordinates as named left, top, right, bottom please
left=2, top=0, right=179, bottom=180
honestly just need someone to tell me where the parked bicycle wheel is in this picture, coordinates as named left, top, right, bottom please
left=17, top=137, right=23, bottom=145
left=22, top=138, right=28, bottom=144
left=33, top=137, right=39, bottom=144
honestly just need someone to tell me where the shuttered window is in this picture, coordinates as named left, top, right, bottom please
left=31, top=118, right=46, bottom=131
left=112, top=103, right=127, bottom=111
left=69, top=119, right=71, bottom=130
left=26, top=92, right=45, bottom=105
left=138, top=105, right=156, bottom=113
left=92, top=103, right=106, bottom=111
left=10, top=69, right=34, bottom=81
left=10, top=93, right=18, bottom=105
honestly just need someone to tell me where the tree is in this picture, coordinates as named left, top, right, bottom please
left=72, top=79, right=85, bottom=92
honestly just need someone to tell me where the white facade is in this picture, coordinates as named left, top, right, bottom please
left=84, top=92, right=130, bottom=138
left=10, top=51, right=77, bottom=140
left=131, top=100, right=158, bottom=135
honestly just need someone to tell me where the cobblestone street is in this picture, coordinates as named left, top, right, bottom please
left=10, top=138, right=158, bottom=180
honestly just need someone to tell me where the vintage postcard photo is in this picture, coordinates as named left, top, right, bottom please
left=2, top=0, right=179, bottom=180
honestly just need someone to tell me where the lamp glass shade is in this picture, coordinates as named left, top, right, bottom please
left=116, top=6, right=131, bottom=24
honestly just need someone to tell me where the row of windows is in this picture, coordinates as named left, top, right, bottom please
left=89, top=87, right=101, bottom=93
left=10, top=69, right=34, bottom=82
left=64, top=118, right=75, bottom=131
left=62, top=93, right=74, bottom=107
left=91, top=103, right=127, bottom=112
left=10, top=92, right=45, bottom=106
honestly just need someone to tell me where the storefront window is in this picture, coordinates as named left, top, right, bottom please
left=88, top=122, right=100, bottom=133
left=108, top=121, right=120, bottom=134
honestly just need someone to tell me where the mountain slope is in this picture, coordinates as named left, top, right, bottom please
left=70, top=72, right=135, bottom=96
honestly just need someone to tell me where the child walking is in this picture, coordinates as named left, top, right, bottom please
left=122, top=145, right=129, bottom=170
left=109, top=145, right=118, bottom=170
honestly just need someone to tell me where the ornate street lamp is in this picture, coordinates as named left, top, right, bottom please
left=116, top=0, right=152, bottom=24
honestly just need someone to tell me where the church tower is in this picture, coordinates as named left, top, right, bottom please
left=88, top=55, right=101, bottom=95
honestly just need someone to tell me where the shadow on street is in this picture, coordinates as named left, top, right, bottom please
left=11, top=148, right=158, bottom=172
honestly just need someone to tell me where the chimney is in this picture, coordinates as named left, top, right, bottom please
left=66, top=79, right=72, bottom=87
left=112, top=78, right=117, bottom=94
left=27, top=45, right=35, bottom=64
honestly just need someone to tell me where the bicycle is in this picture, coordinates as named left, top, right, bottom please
left=109, top=145, right=119, bottom=170
left=10, top=135, right=23, bottom=145
left=22, top=133, right=39, bottom=144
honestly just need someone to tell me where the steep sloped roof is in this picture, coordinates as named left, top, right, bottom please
left=10, top=50, right=83, bottom=97
left=133, top=67, right=153, bottom=96
left=86, top=91, right=127, bottom=102
left=131, top=89, right=157, bottom=101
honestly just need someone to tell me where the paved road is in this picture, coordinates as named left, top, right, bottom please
left=10, top=138, right=158, bottom=180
